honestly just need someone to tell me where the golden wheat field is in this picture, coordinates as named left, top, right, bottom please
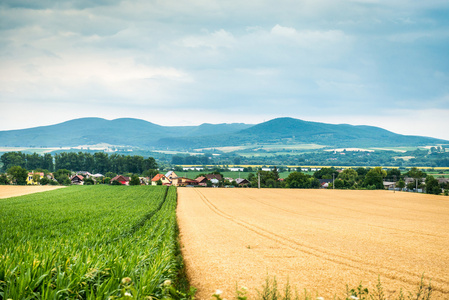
left=177, top=188, right=449, bottom=299
left=0, top=185, right=64, bottom=199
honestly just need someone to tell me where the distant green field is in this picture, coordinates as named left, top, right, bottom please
left=0, top=185, right=182, bottom=299
left=178, top=170, right=313, bottom=180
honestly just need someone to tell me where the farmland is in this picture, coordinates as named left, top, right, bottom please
left=0, top=185, right=64, bottom=199
left=177, top=188, right=449, bottom=299
left=0, top=185, right=183, bottom=299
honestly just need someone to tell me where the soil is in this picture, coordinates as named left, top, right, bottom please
left=177, top=188, right=449, bottom=299
left=0, top=185, right=64, bottom=199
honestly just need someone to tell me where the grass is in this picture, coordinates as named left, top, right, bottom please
left=210, top=276, right=433, bottom=300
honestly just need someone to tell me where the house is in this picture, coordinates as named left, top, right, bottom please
left=319, top=179, right=332, bottom=189
left=235, top=178, right=249, bottom=186
left=172, top=177, right=197, bottom=187
left=205, top=174, right=222, bottom=181
left=383, top=181, right=395, bottom=190
left=151, top=174, right=172, bottom=186
left=165, top=171, right=178, bottom=181
left=139, top=177, right=150, bottom=185
left=111, top=175, right=130, bottom=185
left=437, top=178, right=449, bottom=185
left=70, top=175, right=84, bottom=185
left=195, top=176, right=208, bottom=187
left=27, top=172, right=45, bottom=185
left=77, top=171, right=92, bottom=178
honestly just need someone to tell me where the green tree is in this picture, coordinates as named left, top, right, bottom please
left=54, top=169, right=71, bottom=185
left=40, top=176, right=50, bottom=185
left=337, top=168, right=358, bottom=188
left=43, top=153, right=54, bottom=171
left=0, top=173, right=9, bottom=185
left=425, top=175, right=441, bottom=195
left=105, top=172, right=116, bottom=178
left=334, top=179, right=345, bottom=189
left=7, top=166, right=28, bottom=185
left=285, top=172, right=319, bottom=189
left=129, top=175, right=140, bottom=186
left=407, top=167, right=426, bottom=183
left=1, top=152, right=26, bottom=171
left=313, top=167, right=336, bottom=179
left=32, top=173, right=41, bottom=184
left=84, top=177, right=95, bottom=185
left=397, top=179, right=405, bottom=190
left=363, top=167, right=386, bottom=189
left=385, top=168, right=401, bottom=181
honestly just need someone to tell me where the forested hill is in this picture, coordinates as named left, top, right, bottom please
left=0, top=117, right=447, bottom=149
left=0, top=118, right=252, bottom=148
left=156, top=117, right=449, bottom=149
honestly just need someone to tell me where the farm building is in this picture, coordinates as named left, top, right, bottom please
left=235, top=178, right=250, bottom=186
left=230, top=167, right=244, bottom=172
left=195, top=176, right=208, bottom=187
left=172, top=177, right=197, bottom=187
left=70, top=175, right=84, bottom=185
left=110, top=175, right=130, bottom=185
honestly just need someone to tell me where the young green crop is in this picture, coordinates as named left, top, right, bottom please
left=0, top=185, right=183, bottom=299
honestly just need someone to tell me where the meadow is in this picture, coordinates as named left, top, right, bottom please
left=0, top=185, right=185, bottom=299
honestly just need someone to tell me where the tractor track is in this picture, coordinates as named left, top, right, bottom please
left=193, top=188, right=449, bottom=295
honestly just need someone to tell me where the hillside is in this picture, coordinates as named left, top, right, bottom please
left=157, top=117, right=448, bottom=149
left=0, top=117, right=447, bottom=150
left=0, top=118, right=252, bottom=148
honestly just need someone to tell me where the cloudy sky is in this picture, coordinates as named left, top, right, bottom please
left=1, top=0, right=448, bottom=140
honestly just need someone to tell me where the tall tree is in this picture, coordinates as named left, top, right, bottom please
left=363, top=167, right=386, bottom=189
left=425, top=175, right=441, bottom=195
left=1, top=152, right=26, bottom=171
left=7, top=166, right=28, bottom=185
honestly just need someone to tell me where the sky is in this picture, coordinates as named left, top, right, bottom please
left=1, top=0, right=449, bottom=140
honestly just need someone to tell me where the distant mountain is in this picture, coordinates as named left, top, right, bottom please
left=0, top=118, right=252, bottom=148
left=0, top=117, right=447, bottom=150
left=156, top=117, right=449, bottom=149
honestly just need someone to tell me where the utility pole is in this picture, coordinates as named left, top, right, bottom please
left=393, top=175, right=396, bottom=193
left=258, top=172, right=261, bottom=189
left=332, top=173, right=335, bottom=189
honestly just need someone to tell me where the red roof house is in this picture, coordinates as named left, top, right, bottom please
left=111, top=175, right=130, bottom=185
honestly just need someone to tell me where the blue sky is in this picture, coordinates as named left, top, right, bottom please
left=1, top=0, right=449, bottom=140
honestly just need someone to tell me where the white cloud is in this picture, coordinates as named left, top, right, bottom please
left=180, top=29, right=236, bottom=49
left=1, top=0, right=448, bottom=139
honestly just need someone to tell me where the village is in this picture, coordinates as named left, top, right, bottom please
left=16, top=166, right=449, bottom=194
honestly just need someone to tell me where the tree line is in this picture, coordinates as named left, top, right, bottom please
left=0, top=151, right=157, bottom=174
left=243, top=167, right=448, bottom=195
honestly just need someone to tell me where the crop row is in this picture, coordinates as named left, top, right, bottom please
left=0, top=185, right=181, bottom=299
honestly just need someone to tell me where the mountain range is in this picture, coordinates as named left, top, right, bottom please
left=0, top=117, right=447, bottom=150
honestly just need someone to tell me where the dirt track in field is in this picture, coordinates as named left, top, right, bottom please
left=177, top=188, right=449, bottom=299
left=0, top=185, right=64, bottom=199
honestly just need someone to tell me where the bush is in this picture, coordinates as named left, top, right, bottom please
left=84, top=177, right=95, bottom=185
left=39, top=177, right=50, bottom=185
left=0, top=173, right=9, bottom=185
